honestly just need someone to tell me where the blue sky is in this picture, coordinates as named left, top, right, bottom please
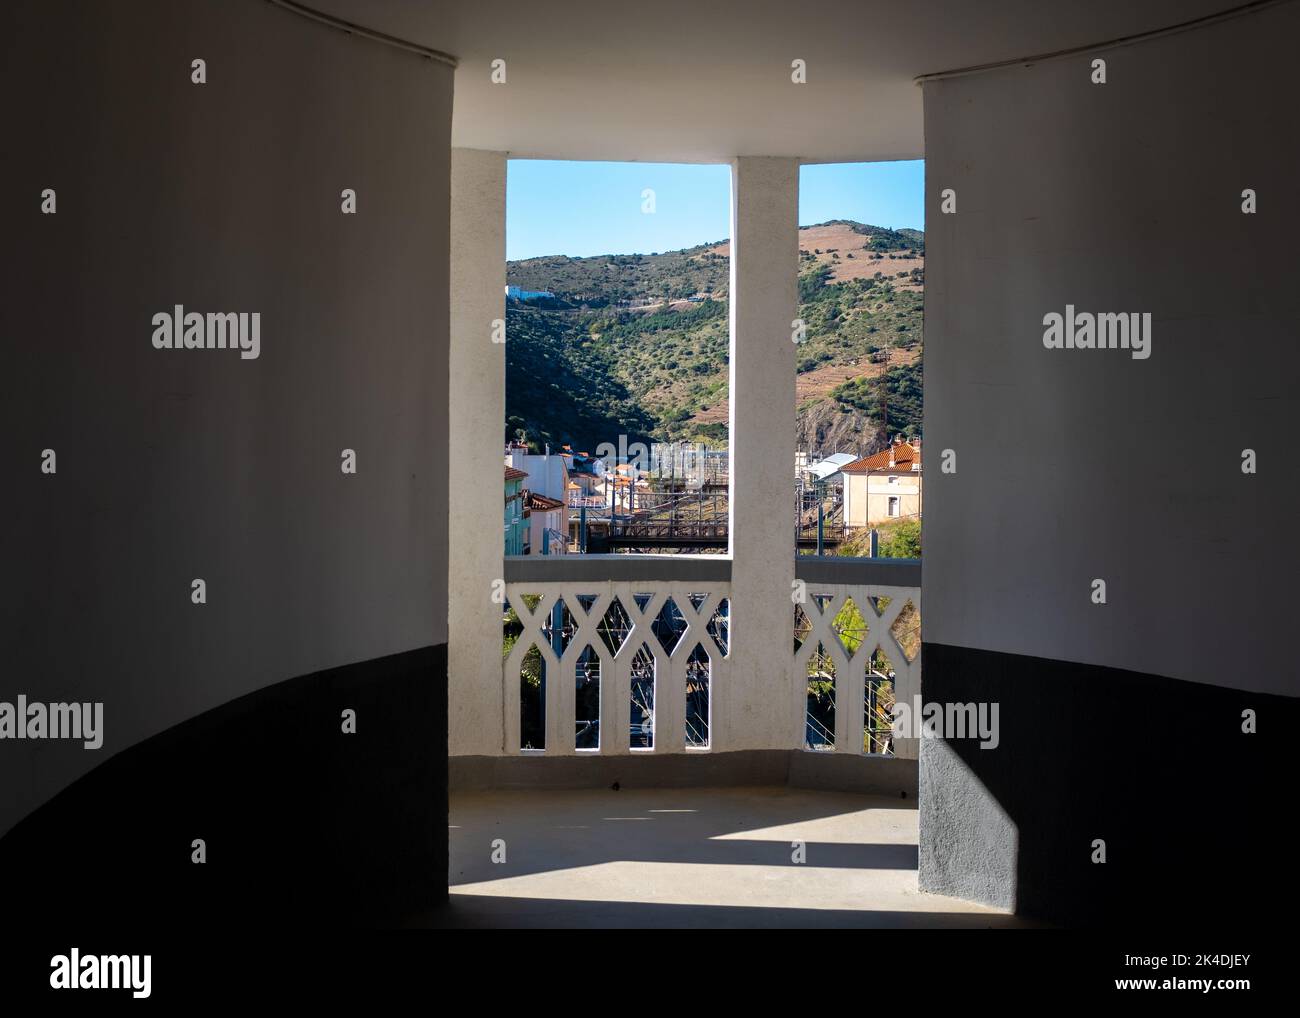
left=506, top=159, right=924, bottom=261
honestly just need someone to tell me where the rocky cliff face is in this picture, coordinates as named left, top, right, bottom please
left=796, top=400, right=884, bottom=460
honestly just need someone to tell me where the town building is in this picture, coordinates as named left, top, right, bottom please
left=503, top=465, right=528, bottom=555
left=841, top=438, right=921, bottom=527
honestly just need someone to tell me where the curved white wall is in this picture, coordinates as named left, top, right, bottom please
left=1, top=0, right=452, bottom=836
left=922, top=1, right=1300, bottom=697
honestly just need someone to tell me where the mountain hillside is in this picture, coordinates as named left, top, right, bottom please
left=505, top=220, right=922, bottom=460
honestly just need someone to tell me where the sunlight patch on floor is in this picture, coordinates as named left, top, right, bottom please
left=707, top=807, right=915, bottom=844
left=451, top=860, right=1003, bottom=914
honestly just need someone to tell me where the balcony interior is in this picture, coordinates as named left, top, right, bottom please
left=5, top=0, right=1292, bottom=936
left=431, top=786, right=1031, bottom=928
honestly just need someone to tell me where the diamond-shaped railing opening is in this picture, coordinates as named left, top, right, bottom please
left=575, top=644, right=600, bottom=752
left=707, top=598, right=729, bottom=657
left=519, top=644, right=545, bottom=751
left=630, top=642, right=656, bottom=750
left=573, top=593, right=599, bottom=616
left=684, top=642, right=710, bottom=748
left=864, top=670, right=896, bottom=756
left=890, top=598, right=921, bottom=662
left=805, top=641, right=836, bottom=751
left=831, top=596, right=869, bottom=658
left=632, top=592, right=653, bottom=613
left=652, top=597, right=685, bottom=657
left=793, top=603, right=811, bottom=652
left=811, top=593, right=835, bottom=617
left=597, top=596, right=631, bottom=657
left=686, top=592, right=707, bottom=612
left=540, top=598, right=578, bottom=656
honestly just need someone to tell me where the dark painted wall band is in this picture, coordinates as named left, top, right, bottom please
left=920, top=641, right=1294, bottom=927
left=0, top=645, right=448, bottom=929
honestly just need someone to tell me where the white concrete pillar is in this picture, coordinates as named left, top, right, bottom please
left=448, top=149, right=507, bottom=756
left=725, top=157, right=799, bottom=751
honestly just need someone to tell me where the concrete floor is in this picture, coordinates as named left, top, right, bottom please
left=429, top=786, right=1031, bottom=928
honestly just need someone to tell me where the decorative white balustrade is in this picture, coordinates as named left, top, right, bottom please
left=500, top=555, right=920, bottom=761
left=502, top=577, right=730, bottom=756
left=793, top=574, right=921, bottom=760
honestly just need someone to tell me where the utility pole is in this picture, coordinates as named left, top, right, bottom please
left=880, top=343, right=889, bottom=451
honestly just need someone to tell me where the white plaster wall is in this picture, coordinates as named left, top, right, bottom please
left=448, top=149, right=507, bottom=755
left=2, top=0, right=453, bottom=836
left=726, top=158, right=799, bottom=750
left=921, top=2, right=1300, bottom=696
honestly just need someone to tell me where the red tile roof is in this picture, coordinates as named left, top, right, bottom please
left=504, top=466, right=529, bottom=481
left=840, top=441, right=920, bottom=473
left=525, top=492, right=565, bottom=512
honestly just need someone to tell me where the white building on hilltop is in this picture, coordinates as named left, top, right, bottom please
left=505, top=285, right=554, bottom=300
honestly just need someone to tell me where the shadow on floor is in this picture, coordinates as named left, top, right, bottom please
left=428, top=785, right=1034, bottom=929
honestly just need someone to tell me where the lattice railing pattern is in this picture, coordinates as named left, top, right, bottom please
left=503, top=580, right=730, bottom=755
left=793, top=583, right=921, bottom=759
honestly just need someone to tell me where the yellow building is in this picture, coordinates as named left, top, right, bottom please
left=841, top=439, right=922, bottom=527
